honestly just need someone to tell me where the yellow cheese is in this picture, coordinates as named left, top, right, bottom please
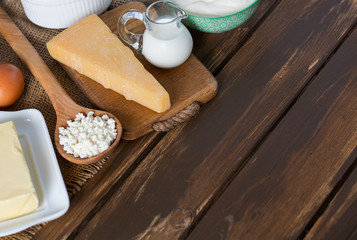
left=47, top=14, right=170, bottom=113
left=0, top=121, right=39, bottom=222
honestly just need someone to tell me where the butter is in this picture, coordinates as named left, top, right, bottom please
left=0, top=121, right=39, bottom=222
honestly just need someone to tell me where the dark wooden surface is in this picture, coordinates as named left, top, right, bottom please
left=305, top=162, right=357, bottom=240
left=188, top=24, right=357, bottom=240
left=32, top=0, right=357, bottom=239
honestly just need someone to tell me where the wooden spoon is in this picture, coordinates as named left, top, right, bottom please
left=0, top=7, right=122, bottom=164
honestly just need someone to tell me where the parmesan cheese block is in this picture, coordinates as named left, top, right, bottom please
left=0, top=121, right=39, bottom=222
left=46, top=14, right=170, bottom=113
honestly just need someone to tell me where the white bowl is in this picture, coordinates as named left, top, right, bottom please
left=0, top=109, right=69, bottom=237
left=183, top=0, right=260, bottom=33
left=20, top=0, right=112, bottom=29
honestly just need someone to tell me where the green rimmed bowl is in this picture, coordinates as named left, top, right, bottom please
left=182, top=0, right=260, bottom=33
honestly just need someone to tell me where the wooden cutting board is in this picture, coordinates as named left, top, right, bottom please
left=61, top=2, right=218, bottom=140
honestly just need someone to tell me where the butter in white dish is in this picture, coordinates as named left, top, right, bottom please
left=0, top=121, right=39, bottom=222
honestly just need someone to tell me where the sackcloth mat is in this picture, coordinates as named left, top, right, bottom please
left=0, top=0, right=154, bottom=239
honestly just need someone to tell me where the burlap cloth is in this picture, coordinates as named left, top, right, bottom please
left=0, top=0, right=155, bottom=239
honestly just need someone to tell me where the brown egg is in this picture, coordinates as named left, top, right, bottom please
left=0, top=64, right=25, bottom=108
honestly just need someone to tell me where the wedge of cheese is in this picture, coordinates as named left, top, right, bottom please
left=47, top=14, right=170, bottom=113
left=0, top=121, right=39, bottom=222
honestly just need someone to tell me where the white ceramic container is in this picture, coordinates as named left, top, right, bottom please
left=0, top=109, right=69, bottom=237
left=20, top=0, right=112, bottom=29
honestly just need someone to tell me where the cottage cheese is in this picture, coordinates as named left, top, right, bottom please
left=173, top=0, right=257, bottom=17
left=59, top=111, right=117, bottom=158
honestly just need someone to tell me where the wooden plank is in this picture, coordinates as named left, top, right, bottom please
left=32, top=1, right=278, bottom=239
left=305, top=162, right=357, bottom=240
left=190, top=0, right=278, bottom=74
left=73, top=0, right=357, bottom=239
left=188, top=27, right=357, bottom=240
left=348, top=227, right=357, bottom=240
left=31, top=133, right=160, bottom=240
left=63, top=54, right=217, bottom=140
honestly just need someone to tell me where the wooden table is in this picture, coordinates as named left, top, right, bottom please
left=33, top=0, right=357, bottom=239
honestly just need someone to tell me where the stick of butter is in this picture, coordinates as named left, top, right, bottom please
left=0, top=121, right=39, bottom=222
left=47, top=14, right=171, bottom=113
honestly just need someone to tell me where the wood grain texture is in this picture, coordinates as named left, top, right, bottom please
left=191, top=0, right=278, bottom=74
left=32, top=133, right=160, bottom=240
left=305, top=163, right=357, bottom=240
left=348, top=227, right=357, bottom=240
left=33, top=0, right=277, bottom=239
left=188, top=24, right=357, bottom=240
left=63, top=2, right=218, bottom=140
left=73, top=0, right=357, bottom=239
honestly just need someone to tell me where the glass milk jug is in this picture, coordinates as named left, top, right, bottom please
left=118, top=0, right=193, bottom=69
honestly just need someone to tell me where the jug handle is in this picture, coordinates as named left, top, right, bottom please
left=117, top=10, right=145, bottom=53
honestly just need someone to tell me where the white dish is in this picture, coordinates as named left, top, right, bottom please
left=0, top=109, right=69, bottom=237
left=20, top=0, right=112, bottom=29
